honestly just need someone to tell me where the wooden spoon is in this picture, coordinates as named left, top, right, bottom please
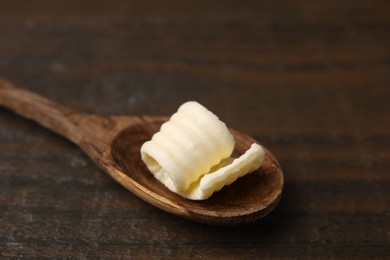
left=0, top=78, right=284, bottom=225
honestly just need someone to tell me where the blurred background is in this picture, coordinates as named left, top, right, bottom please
left=1, top=1, right=388, bottom=127
left=0, top=0, right=389, bottom=258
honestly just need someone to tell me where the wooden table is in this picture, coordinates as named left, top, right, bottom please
left=0, top=0, right=389, bottom=258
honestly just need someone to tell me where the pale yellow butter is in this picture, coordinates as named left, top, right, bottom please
left=140, top=101, right=265, bottom=200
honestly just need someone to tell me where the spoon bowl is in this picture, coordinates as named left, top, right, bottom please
left=0, top=78, right=284, bottom=225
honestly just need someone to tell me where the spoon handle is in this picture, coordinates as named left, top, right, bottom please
left=0, top=78, right=84, bottom=144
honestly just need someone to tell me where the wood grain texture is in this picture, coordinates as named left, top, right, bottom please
left=0, top=0, right=389, bottom=258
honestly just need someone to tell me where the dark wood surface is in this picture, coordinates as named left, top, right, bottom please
left=0, top=0, right=389, bottom=258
